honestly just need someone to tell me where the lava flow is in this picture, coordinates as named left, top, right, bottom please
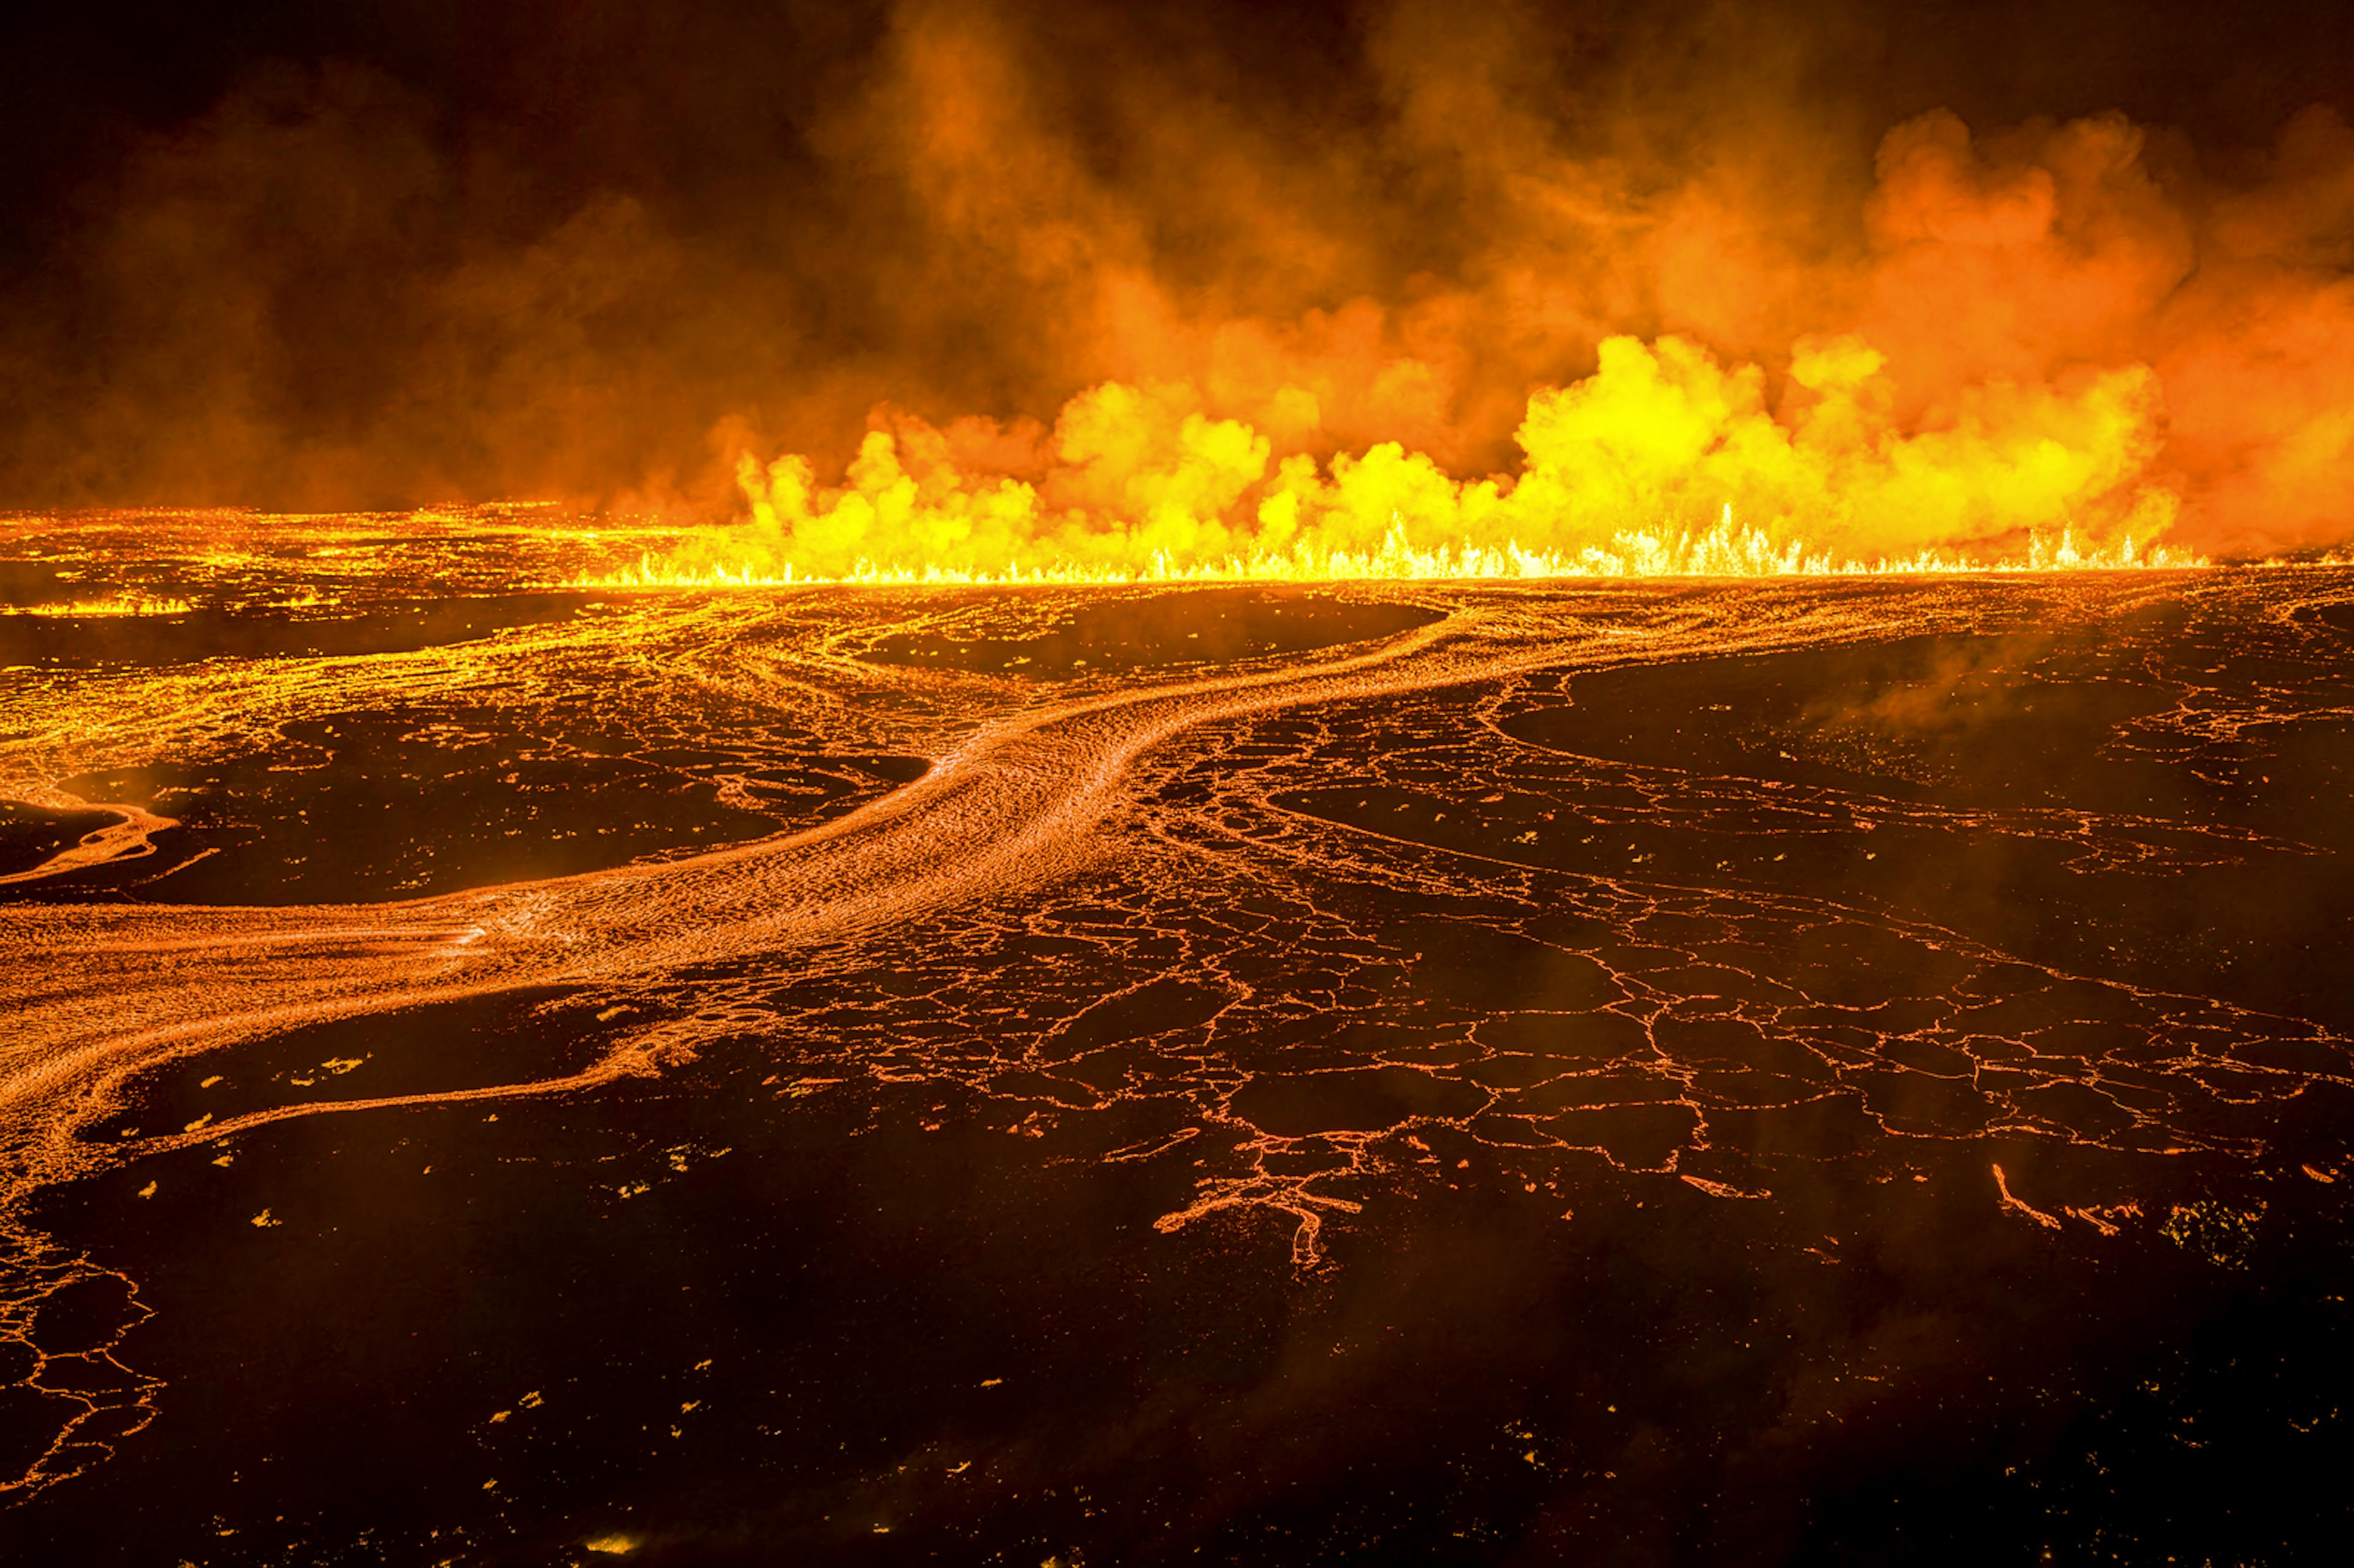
left=10, top=2, right=2354, bottom=1559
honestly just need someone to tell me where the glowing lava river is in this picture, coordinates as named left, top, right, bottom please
left=4, top=516, right=2354, bottom=1564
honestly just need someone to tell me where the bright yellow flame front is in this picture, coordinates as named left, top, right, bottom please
left=595, top=337, right=2209, bottom=590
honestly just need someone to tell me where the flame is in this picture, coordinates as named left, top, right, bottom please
left=594, top=334, right=2203, bottom=587
left=590, top=512, right=2193, bottom=589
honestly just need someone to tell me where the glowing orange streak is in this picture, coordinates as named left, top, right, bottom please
left=0, top=592, right=194, bottom=617
left=128, top=1053, right=659, bottom=1158
left=0, top=796, right=179, bottom=888
left=1992, top=1163, right=2065, bottom=1230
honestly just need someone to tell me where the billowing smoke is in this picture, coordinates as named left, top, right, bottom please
left=6, top=0, right=2354, bottom=566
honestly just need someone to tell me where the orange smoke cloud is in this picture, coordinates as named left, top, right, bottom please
left=653, top=4, right=2354, bottom=577
left=5, top=1, right=2354, bottom=565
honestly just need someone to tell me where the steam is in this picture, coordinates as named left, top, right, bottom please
left=5, top=1, right=2354, bottom=563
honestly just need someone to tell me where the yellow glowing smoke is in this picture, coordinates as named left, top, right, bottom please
left=601, top=333, right=2195, bottom=586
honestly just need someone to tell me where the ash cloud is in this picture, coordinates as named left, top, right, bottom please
left=6, top=0, right=2354, bottom=559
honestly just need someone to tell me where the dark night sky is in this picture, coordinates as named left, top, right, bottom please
left=5, top=1, right=2353, bottom=522
left=10, top=2, right=2345, bottom=236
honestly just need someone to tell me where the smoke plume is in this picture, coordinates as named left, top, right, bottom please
left=6, top=0, right=2354, bottom=565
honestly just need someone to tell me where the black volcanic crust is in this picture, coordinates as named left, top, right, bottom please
left=0, top=560, right=75, bottom=606
left=0, top=799, right=115, bottom=876
left=861, top=587, right=1445, bottom=676
left=0, top=593, right=601, bottom=669
left=78, top=988, right=626, bottom=1144
left=0, top=728, right=932, bottom=906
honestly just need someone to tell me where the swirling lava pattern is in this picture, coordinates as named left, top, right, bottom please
left=3, top=562, right=2353, bottom=1540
